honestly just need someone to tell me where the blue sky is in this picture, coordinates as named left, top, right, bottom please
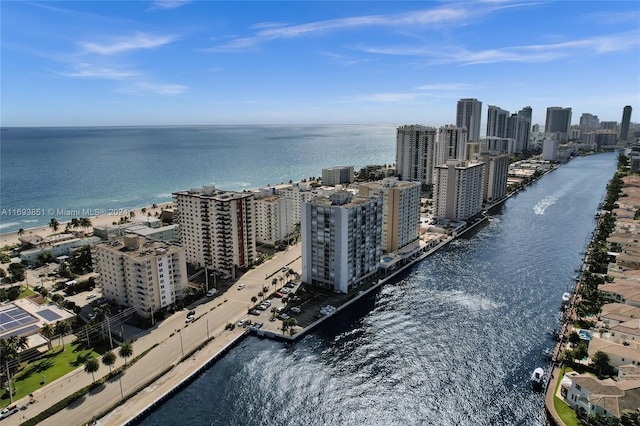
left=1, top=1, right=639, bottom=127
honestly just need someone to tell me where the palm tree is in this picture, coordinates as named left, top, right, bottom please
left=49, top=218, right=60, bottom=232
left=79, top=217, right=92, bottom=231
left=18, top=228, right=25, bottom=237
left=55, top=320, right=72, bottom=349
left=102, top=351, right=116, bottom=374
left=41, top=324, right=55, bottom=350
left=119, top=341, right=133, bottom=366
left=71, top=218, right=80, bottom=229
left=84, top=358, right=100, bottom=384
left=592, top=351, right=610, bottom=378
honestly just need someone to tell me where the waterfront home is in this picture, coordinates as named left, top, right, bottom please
left=587, top=336, right=640, bottom=372
left=562, top=371, right=640, bottom=419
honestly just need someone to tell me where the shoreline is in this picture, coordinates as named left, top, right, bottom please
left=0, top=202, right=174, bottom=249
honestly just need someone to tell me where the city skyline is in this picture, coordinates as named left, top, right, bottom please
left=2, top=1, right=639, bottom=127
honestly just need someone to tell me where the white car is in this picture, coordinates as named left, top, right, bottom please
left=237, top=284, right=245, bottom=290
left=206, top=288, right=218, bottom=297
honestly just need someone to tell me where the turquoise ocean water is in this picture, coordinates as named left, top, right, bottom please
left=0, top=125, right=396, bottom=234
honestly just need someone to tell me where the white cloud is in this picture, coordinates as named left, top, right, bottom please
left=59, top=63, right=140, bottom=79
left=355, top=30, right=640, bottom=65
left=208, top=5, right=474, bottom=51
left=81, top=32, right=178, bottom=55
left=117, top=81, right=187, bottom=95
left=147, top=1, right=191, bottom=11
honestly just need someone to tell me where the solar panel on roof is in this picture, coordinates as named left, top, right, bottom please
left=38, top=309, right=62, bottom=322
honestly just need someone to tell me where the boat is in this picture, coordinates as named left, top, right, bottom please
left=542, top=348, right=553, bottom=360
left=531, top=367, right=545, bottom=390
left=562, top=292, right=571, bottom=302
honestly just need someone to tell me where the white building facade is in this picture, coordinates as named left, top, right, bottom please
left=395, top=125, right=438, bottom=185
left=301, top=192, right=382, bottom=293
left=433, top=160, right=485, bottom=221
left=254, top=195, right=295, bottom=246
left=359, top=178, right=421, bottom=253
left=173, top=185, right=256, bottom=275
left=92, top=235, right=187, bottom=318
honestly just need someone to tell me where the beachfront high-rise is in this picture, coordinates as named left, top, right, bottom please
left=433, top=160, right=485, bottom=222
left=435, top=125, right=468, bottom=166
left=479, top=153, right=510, bottom=205
left=359, top=178, right=421, bottom=253
left=507, top=112, right=531, bottom=153
left=545, top=107, right=572, bottom=142
left=580, top=113, right=600, bottom=133
left=301, top=191, right=382, bottom=294
left=173, top=185, right=256, bottom=276
left=254, top=195, right=295, bottom=247
left=456, top=98, right=482, bottom=141
left=322, top=166, right=354, bottom=186
left=486, top=105, right=509, bottom=138
left=620, top=105, right=633, bottom=142
left=92, top=235, right=187, bottom=318
left=395, top=125, right=438, bottom=185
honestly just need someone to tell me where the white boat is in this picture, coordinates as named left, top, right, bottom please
left=531, top=367, right=545, bottom=390
left=562, top=292, right=571, bottom=302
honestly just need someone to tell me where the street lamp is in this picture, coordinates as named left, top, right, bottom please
left=178, top=330, right=184, bottom=357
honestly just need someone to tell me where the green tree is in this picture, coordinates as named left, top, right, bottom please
left=49, top=218, right=60, bottom=232
left=18, top=228, right=25, bottom=236
left=251, top=296, right=258, bottom=303
left=102, top=350, right=117, bottom=374
left=84, top=358, right=100, bottom=384
left=54, top=320, right=72, bottom=349
left=8, top=262, right=26, bottom=282
left=79, top=217, right=92, bottom=231
left=41, top=324, right=55, bottom=350
left=119, top=341, right=133, bottom=366
left=592, top=351, right=610, bottom=378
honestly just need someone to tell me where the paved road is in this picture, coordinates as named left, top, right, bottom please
left=3, top=245, right=301, bottom=426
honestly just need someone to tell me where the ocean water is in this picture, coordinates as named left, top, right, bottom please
left=137, top=153, right=617, bottom=426
left=0, top=125, right=396, bottom=233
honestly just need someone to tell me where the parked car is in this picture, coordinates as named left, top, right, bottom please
left=276, top=306, right=286, bottom=313
left=237, top=284, right=245, bottom=291
left=274, top=292, right=284, bottom=298
left=254, top=322, right=264, bottom=329
left=206, top=288, right=218, bottom=297
left=280, top=288, right=291, bottom=294
left=249, top=309, right=261, bottom=316
left=290, top=307, right=301, bottom=314
left=278, top=313, right=290, bottom=320
left=0, top=404, right=19, bottom=419
left=285, top=282, right=296, bottom=288
left=256, top=304, right=268, bottom=311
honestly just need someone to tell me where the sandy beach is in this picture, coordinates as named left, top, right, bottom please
left=0, top=202, right=174, bottom=249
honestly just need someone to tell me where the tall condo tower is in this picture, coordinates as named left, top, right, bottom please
left=620, top=105, right=632, bottom=142
left=301, top=191, right=382, bottom=294
left=395, top=125, right=438, bottom=185
left=545, top=107, right=572, bottom=142
left=433, top=160, right=485, bottom=222
left=486, top=105, right=509, bottom=138
left=359, top=178, right=421, bottom=253
left=173, top=185, right=256, bottom=276
left=435, top=125, right=468, bottom=166
left=456, top=98, right=482, bottom=142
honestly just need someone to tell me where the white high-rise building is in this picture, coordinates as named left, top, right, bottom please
left=479, top=153, right=510, bottom=204
left=435, top=125, right=468, bottom=166
left=486, top=105, right=509, bottom=138
left=433, top=160, right=485, bottom=221
left=173, top=185, right=256, bottom=275
left=507, top=113, right=531, bottom=153
left=301, top=191, right=382, bottom=294
left=395, top=125, right=438, bottom=185
left=359, top=178, right=421, bottom=253
left=254, top=195, right=295, bottom=246
left=541, top=137, right=559, bottom=161
left=456, top=98, right=482, bottom=141
left=92, top=235, right=187, bottom=318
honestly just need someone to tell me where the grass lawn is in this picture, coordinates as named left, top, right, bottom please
left=553, top=367, right=581, bottom=426
left=1, top=341, right=99, bottom=406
